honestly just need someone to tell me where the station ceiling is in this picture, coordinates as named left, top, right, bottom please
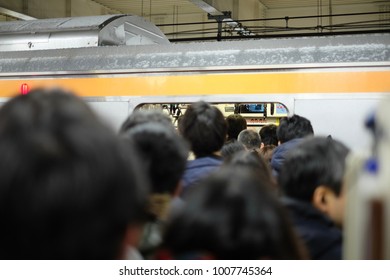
left=93, top=0, right=387, bottom=13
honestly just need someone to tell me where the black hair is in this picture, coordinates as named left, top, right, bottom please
left=226, top=114, right=247, bottom=141
left=0, top=88, right=148, bottom=259
left=277, top=115, right=314, bottom=144
left=221, top=140, right=246, bottom=161
left=278, top=137, right=350, bottom=201
left=178, top=101, right=227, bottom=158
left=119, top=109, right=173, bottom=133
left=259, top=124, right=278, bottom=146
left=121, top=122, right=188, bottom=195
left=225, top=150, right=276, bottom=190
left=162, top=167, right=306, bottom=259
left=237, top=129, right=261, bottom=150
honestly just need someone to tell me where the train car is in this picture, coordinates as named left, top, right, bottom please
left=0, top=15, right=389, bottom=152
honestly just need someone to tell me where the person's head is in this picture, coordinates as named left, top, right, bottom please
left=259, top=124, right=278, bottom=146
left=119, top=109, right=173, bottom=133
left=277, top=115, right=314, bottom=144
left=260, top=145, right=276, bottom=164
left=221, top=140, right=246, bottom=161
left=226, top=114, right=247, bottom=142
left=161, top=166, right=306, bottom=259
left=121, top=122, right=189, bottom=219
left=237, top=129, right=261, bottom=150
left=178, top=101, right=227, bottom=158
left=226, top=150, right=273, bottom=182
left=278, top=137, right=350, bottom=227
left=0, top=88, right=147, bottom=259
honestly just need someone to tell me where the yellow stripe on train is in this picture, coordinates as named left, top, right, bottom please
left=2, top=70, right=390, bottom=97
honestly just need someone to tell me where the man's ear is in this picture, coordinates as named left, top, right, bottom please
left=312, top=186, right=333, bottom=215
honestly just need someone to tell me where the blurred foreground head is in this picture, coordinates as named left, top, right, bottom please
left=160, top=166, right=306, bottom=259
left=178, top=101, right=227, bottom=157
left=0, top=88, right=147, bottom=259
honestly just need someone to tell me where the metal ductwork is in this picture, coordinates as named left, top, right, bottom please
left=0, top=14, right=170, bottom=52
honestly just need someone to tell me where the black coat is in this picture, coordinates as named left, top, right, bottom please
left=281, top=197, right=342, bottom=260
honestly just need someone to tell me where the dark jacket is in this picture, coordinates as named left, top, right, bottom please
left=281, top=197, right=342, bottom=260
left=271, top=138, right=303, bottom=176
left=181, top=156, right=222, bottom=197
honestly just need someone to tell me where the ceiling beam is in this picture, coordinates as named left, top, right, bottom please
left=188, top=0, right=224, bottom=16
left=0, top=6, right=36, bottom=20
left=257, top=0, right=268, bottom=10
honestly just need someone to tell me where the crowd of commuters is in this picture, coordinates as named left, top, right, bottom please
left=0, top=91, right=353, bottom=260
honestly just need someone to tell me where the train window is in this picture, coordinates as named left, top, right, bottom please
left=135, top=102, right=288, bottom=130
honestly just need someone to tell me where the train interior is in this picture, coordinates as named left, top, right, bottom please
left=136, top=103, right=289, bottom=132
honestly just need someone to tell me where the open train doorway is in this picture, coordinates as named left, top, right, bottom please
left=135, top=102, right=289, bottom=132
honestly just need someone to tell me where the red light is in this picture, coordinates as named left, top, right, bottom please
left=20, top=83, right=29, bottom=95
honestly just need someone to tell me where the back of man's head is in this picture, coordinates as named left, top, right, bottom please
left=278, top=137, right=350, bottom=202
left=237, top=129, right=261, bottom=150
left=179, top=101, right=227, bottom=157
left=277, top=115, right=314, bottom=144
left=226, top=114, right=247, bottom=141
left=121, top=122, right=189, bottom=195
left=119, top=110, right=173, bottom=133
left=259, top=124, right=278, bottom=146
left=0, top=88, right=147, bottom=259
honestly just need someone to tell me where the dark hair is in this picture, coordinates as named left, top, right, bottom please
left=178, top=101, right=227, bottom=157
left=237, top=129, right=261, bottom=150
left=277, top=115, right=314, bottom=144
left=121, top=122, right=188, bottom=195
left=162, top=167, right=306, bottom=259
left=259, top=124, right=278, bottom=146
left=259, top=145, right=276, bottom=164
left=278, top=137, right=350, bottom=201
left=120, top=110, right=173, bottom=133
left=226, top=114, right=247, bottom=141
left=0, top=88, right=147, bottom=259
left=221, top=140, right=246, bottom=161
left=225, top=150, right=277, bottom=191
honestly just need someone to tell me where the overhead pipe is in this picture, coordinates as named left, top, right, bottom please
left=0, top=6, right=36, bottom=20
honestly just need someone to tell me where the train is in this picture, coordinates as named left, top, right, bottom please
left=0, top=14, right=390, bottom=152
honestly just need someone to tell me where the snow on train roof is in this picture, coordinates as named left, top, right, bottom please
left=0, top=33, right=389, bottom=74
